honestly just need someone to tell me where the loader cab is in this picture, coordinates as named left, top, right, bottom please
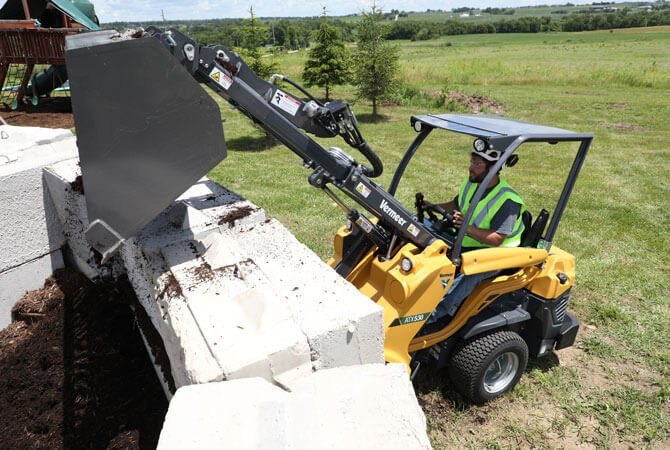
left=388, top=114, right=592, bottom=263
left=378, top=114, right=594, bottom=403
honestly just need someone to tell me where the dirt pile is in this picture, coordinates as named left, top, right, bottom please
left=0, top=269, right=168, bottom=449
left=0, top=98, right=74, bottom=129
left=444, top=91, right=506, bottom=114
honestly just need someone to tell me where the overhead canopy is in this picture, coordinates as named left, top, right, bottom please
left=411, top=114, right=592, bottom=141
left=0, top=0, right=100, bottom=30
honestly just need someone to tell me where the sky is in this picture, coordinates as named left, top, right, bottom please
left=95, top=0, right=608, bottom=23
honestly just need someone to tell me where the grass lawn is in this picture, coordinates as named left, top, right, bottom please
left=209, top=27, right=670, bottom=448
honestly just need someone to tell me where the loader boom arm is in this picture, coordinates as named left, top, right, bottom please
left=65, top=28, right=435, bottom=263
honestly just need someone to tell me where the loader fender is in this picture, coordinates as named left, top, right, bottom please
left=461, top=306, right=531, bottom=340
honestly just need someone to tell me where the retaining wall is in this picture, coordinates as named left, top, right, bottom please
left=3, top=129, right=431, bottom=448
left=0, top=125, right=75, bottom=328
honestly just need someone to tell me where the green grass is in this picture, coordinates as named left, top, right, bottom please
left=209, top=27, right=670, bottom=448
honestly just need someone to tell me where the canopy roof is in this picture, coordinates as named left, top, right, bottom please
left=411, top=114, right=592, bottom=141
left=0, top=0, right=99, bottom=30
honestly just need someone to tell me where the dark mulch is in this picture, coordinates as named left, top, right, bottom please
left=0, top=268, right=168, bottom=449
left=1, top=97, right=74, bottom=129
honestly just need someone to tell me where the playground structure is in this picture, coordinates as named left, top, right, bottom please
left=0, top=0, right=98, bottom=108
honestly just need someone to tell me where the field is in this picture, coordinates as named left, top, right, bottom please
left=209, top=27, right=670, bottom=448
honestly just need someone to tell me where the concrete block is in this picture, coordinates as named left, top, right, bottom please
left=42, top=155, right=382, bottom=392
left=0, top=125, right=72, bottom=165
left=157, top=364, right=431, bottom=450
left=230, top=220, right=384, bottom=370
left=0, top=251, right=64, bottom=329
left=117, top=175, right=382, bottom=389
left=42, top=158, right=123, bottom=280
left=158, top=378, right=290, bottom=450
left=0, top=133, right=77, bottom=273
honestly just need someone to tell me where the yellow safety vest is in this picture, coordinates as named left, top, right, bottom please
left=458, top=177, right=525, bottom=248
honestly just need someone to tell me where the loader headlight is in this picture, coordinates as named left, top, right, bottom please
left=401, top=258, right=413, bottom=272
left=413, top=121, right=422, bottom=132
left=473, top=138, right=487, bottom=153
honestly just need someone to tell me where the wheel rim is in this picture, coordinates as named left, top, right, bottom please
left=483, top=352, right=519, bottom=394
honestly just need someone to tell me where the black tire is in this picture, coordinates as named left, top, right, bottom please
left=448, top=330, right=528, bottom=404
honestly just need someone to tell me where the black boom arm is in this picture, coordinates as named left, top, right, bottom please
left=146, top=28, right=436, bottom=253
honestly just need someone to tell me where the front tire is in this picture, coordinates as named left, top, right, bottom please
left=448, top=330, right=528, bottom=404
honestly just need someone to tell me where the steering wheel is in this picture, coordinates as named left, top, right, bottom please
left=415, top=192, right=458, bottom=236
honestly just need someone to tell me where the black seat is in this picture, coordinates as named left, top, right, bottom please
left=520, top=210, right=532, bottom=244
left=521, top=209, right=549, bottom=248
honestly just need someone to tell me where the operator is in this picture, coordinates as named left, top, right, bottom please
left=421, top=145, right=525, bottom=331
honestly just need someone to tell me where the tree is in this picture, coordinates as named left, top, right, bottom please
left=241, top=7, right=276, bottom=79
left=303, top=9, right=350, bottom=101
left=352, top=4, right=399, bottom=117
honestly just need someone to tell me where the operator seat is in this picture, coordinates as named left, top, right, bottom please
left=521, top=209, right=549, bottom=248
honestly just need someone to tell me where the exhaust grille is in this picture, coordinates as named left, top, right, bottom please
left=554, top=294, right=569, bottom=322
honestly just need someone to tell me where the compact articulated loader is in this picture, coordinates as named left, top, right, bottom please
left=64, top=28, right=592, bottom=403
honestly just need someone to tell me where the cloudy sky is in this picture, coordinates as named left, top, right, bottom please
left=95, top=0, right=600, bottom=23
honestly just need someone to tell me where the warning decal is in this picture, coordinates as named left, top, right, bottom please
left=407, top=223, right=420, bottom=237
left=355, top=182, right=371, bottom=198
left=271, top=89, right=301, bottom=116
left=209, top=67, right=233, bottom=90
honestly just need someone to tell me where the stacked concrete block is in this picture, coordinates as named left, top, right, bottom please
left=44, top=159, right=384, bottom=391
left=0, top=125, right=76, bottom=328
left=157, top=364, right=431, bottom=450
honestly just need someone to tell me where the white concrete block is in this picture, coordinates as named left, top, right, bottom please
left=157, top=378, right=290, bottom=450
left=0, top=133, right=77, bottom=273
left=230, top=220, right=384, bottom=370
left=0, top=125, right=72, bottom=167
left=42, top=158, right=120, bottom=280
left=157, top=364, right=431, bottom=450
left=0, top=251, right=64, bottom=328
left=287, top=364, right=430, bottom=450
left=116, top=175, right=382, bottom=388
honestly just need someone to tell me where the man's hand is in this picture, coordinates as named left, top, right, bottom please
left=453, top=210, right=465, bottom=227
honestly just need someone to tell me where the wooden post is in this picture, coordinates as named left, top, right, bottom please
left=20, top=0, right=31, bottom=20
left=16, top=63, right=34, bottom=105
left=0, top=62, right=8, bottom=92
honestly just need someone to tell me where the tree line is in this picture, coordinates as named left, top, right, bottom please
left=386, top=9, right=670, bottom=40
left=106, top=9, right=670, bottom=48
left=102, top=6, right=669, bottom=118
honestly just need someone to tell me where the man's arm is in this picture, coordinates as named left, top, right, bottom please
left=453, top=200, right=521, bottom=247
left=435, top=199, right=458, bottom=213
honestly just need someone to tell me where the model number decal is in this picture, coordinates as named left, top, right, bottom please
left=389, top=312, right=431, bottom=327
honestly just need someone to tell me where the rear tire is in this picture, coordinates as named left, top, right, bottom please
left=448, top=330, right=528, bottom=404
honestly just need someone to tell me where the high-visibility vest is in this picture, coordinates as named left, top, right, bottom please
left=458, top=177, right=525, bottom=248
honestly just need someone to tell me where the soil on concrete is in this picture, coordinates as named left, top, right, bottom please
left=218, top=205, right=255, bottom=226
left=70, top=175, right=84, bottom=195
left=0, top=98, right=74, bottom=129
left=0, top=268, right=168, bottom=449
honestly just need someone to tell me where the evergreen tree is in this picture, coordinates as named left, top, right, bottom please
left=303, top=9, right=350, bottom=101
left=352, top=4, right=399, bottom=117
left=241, top=7, right=276, bottom=79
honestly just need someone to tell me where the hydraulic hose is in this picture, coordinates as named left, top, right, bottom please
left=357, top=142, right=383, bottom=178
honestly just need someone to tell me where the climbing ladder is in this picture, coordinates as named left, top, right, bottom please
left=0, top=20, right=73, bottom=108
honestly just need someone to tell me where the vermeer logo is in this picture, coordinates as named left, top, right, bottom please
left=380, top=199, right=407, bottom=227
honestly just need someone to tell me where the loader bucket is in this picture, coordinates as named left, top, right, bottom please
left=65, top=31, right=227, bottom=261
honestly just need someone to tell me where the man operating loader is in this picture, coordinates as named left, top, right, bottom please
left=422, top=146, right=525, bottom=330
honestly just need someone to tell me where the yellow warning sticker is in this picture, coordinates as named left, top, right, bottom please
left=209, top=67, right=233, bottom=90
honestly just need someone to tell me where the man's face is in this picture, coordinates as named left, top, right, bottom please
left=469, top=154, right=489, bottom=183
